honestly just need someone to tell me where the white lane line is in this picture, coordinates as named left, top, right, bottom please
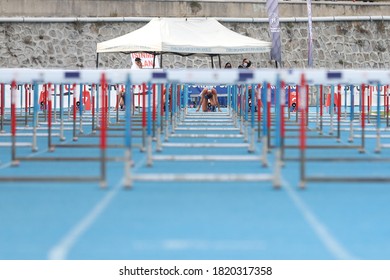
left=47, top=157, right=145, bottom=260
left=47, top=181, right=121, bottom=260
left=282, top=178, right=357, bottom=260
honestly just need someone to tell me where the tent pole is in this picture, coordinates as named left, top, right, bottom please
left=210, top=56, right=214, bottom=69
left=96, top=53, right=99, bottom=69
left=160, top=53, right=163, bottom=68
left=152, top=52, right=156, bottom=69
left=218, top=55, right=221, bottom=68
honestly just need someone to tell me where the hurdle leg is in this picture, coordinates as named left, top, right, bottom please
left=243, top=120, right=248, bottom=142
left=375, top=127, right=381, bottom=153
left=48, top=85, right=54, bottom=152
left=0, top=83, right=4, bottom=133
left=164, top=118, right=169, bottom=142
left=329, top=85, right=335, bottom=135
left=123, top=148, right=133, bottom=189
left=386, top=86, right=389, bottom=127
left=359, top=84, right=366, bottom=154
left=273, top=148, right=282, bottom=189
left=32, top=82, right=39, bottom=152
left=156, top=127, right=162, bottom=152
left=248, top=127, right=255, bottom=153
left=299, top=75, right=307, bottom=189
left=261, top=135, right=268, bottom=167
left=99, top=74, right=108, bottom=189
left=146, top=135, right=153, bottom=167
left=79, top=84, right=84, bottom=135
left=11, top=81, right=20, bottom=166
left=72, top=94, right=78, bottom=141
left=59, top=84, right=66, bottom=141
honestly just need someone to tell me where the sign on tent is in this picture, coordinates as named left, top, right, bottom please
left=131, top=53, right=160, bottom=69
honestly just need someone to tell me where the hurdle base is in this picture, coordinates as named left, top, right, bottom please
left=273, top=184, right=281, bottom=190
left=99, top=180, right=107, bottom=189
left=123, top=183, right=133, bottom=189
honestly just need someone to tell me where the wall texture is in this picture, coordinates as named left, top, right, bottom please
left=2, top=0, right=390, bottom=18
left=1, top=19, right=389, bottom=69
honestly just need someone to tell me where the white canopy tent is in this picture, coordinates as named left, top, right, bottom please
left=96, top=17, right=272, bottom=68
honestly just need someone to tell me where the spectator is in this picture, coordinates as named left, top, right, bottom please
left=239, top=58, right=253, bottom=69
left=131, top=57, right=143, bottom=69
left=131, top=57, right=143, bottom=109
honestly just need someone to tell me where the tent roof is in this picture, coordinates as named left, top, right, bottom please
left=96, top=17, right=271, bottom=55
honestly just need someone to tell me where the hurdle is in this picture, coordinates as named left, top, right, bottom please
left=0, top=73, right=111, bottom=188
left=297, top=76, right=390, bottom=188
left=280, top=82, right=371, bottom=162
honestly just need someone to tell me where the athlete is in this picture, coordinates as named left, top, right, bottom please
left=196, top=86, right=222, bottom=112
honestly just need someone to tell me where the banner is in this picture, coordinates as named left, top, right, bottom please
left=266, top=0, right=282, bottom=66
left=130, top=53, right=160, bottom=69
left=307, top=0, right=314, bottom=67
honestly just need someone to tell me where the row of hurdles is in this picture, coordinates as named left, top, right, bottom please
left=0, top=68, right=390, bottom=189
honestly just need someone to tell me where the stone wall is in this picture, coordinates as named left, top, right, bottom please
left=1, top=18, right=389, bottom=69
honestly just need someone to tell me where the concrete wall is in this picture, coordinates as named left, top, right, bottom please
left=2, top=0, right=390, bottom=18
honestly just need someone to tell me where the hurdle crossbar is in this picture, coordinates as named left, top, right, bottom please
left=305, top=176, right=390, bottom=183
left=15, top=156, right=125, bottom=162
left=152, top=155, right=262, bottom=161
left=169, top=133, right=243, bottom=139
left=133, top=173, right=273, bottom=182
left=161, top=143, right=249, bottom=148
left=0, top=176, right=101, bottom=182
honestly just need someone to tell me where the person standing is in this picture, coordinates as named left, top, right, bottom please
left=131, top=57, right=143, bottom=69
left=131, top=57, right=143, bottom=110
left=239, top=58, right=253, bottom=69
